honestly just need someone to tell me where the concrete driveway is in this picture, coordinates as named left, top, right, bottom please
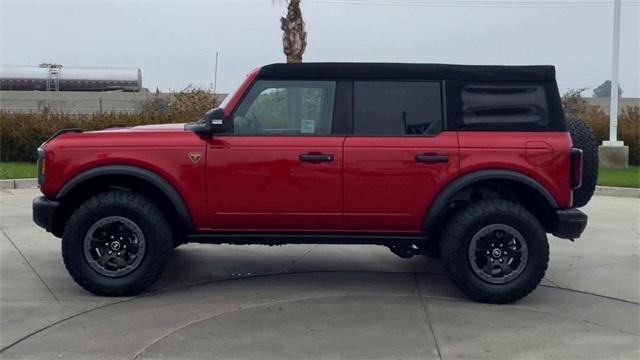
left=1, top=188, right=638, bottom=359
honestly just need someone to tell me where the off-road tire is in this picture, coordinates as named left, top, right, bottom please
left=62, top=190, right=174, bottom=296
left=440, top=199, right=549, bottom=304
left=567, top=116, right=598, bottom=207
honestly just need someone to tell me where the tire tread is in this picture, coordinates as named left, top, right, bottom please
left=440, top=199, right=549, bottom=304
left=62, top=190, right=173, bottom=296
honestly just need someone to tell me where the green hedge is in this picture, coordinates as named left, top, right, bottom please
left=584, top=105, right=639, bottom=166
left=1, top=89, right=216, bottom=163
left=0, top=112, right=184, bottom=162
left=562, top=91, right=639, bottom=166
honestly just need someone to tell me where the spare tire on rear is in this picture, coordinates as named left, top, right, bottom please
left=566, top=116, right=598, bottom=207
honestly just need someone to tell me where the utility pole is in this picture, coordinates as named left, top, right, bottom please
left=599, top=0, right=628, bottom=168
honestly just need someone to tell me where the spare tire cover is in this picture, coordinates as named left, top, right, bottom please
left=566, top=116, right=599, bottom=207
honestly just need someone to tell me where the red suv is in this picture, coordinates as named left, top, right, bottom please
left=33, top=63, right=596, bottom=303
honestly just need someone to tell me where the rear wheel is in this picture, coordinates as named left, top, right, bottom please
left=440, top=199, right=549, bottom=303
left=567, top=116, right=598, bottom=207
left=62, top=190, right=174, bottom=296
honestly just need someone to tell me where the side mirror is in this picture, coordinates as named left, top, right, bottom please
left=185, top=108, right=226, bottom=135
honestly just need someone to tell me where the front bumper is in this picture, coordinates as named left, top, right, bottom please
left=553, top=208, right=588, bottom=240
left=33, top=196, right=60, bottom=233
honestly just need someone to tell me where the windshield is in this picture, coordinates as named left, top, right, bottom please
left=201, top=68, right=260, bottom=122
left=218, top=88, right=235, bottom=110
left=199, top=84, right=238, bottom=123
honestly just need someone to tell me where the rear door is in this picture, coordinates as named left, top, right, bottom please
left=206, top=80, right=346, bottom=230
left=343, top=81, right=459, bottom=232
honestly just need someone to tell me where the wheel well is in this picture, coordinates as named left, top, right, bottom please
left=427, top=179, right=558, bottom=239
left=52, top=174, right=185, bottom=240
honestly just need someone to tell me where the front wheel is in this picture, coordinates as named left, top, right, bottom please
left=440, top=199, right=549, bottom=303
left=62, top=190, right=174, bottom=296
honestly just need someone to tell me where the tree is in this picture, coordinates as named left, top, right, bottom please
left=280, top=0, right=307, bottom=63
left=593, top=80, right=623, bottom=98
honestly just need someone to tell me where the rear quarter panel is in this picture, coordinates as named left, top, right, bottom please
left=458, top=131, right=573, bottom=208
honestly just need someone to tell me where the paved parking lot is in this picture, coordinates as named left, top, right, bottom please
left=1, top=188, right=638, bottom=359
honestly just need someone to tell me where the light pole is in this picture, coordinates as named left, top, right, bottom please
left=604, top=0, right=623, bottom=146
left=598, top=0, right=629, bottom=168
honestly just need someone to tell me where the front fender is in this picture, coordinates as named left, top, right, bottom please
left=57, top=165, right=194, bottom=231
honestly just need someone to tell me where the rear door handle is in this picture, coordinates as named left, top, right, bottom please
left=299, top=153, right=334, bottom=162
left=415, top=154, right=449, bottom=163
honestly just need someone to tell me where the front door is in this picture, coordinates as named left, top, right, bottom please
left=343, top=81, right=460, bottom=232
left=207, top=80, right=344, bottom=231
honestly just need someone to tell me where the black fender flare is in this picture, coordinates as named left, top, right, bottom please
left=57, top=165, right=194, bottom=231
left=422, top=169, right=558, bottom=231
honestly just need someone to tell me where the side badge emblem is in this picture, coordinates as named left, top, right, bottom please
left=188, top=152, right=202, bottom=163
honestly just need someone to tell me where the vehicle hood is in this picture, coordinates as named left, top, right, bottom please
left=45, top=123, right=199, bottom=149
left=86, top=123, right=187, bottom=133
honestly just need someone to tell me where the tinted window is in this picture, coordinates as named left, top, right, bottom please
left=354, top=81, right=442, bottom=135
left=462, top=84, right=548, bottom=127
left=233, top=80, right=336, bottom=135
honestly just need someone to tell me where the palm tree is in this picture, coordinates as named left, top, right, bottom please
left=280, top=0, right=307, bottom=63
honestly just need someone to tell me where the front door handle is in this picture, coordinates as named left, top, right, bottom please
left=415, top=154, right=449, bottom=163
left=299, top=153, right=334, bottom=162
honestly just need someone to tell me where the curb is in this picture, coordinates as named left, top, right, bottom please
left=1, top=178, right=638, bottom=198
left=595, top=185, right=640, bottom=198
left=0, top=178, right=38, bottom=190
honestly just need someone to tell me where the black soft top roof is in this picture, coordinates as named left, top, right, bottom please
left=258, top=63, right=556, bottom=82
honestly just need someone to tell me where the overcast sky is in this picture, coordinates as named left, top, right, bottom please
left=1, top=0, right=638, bottom=96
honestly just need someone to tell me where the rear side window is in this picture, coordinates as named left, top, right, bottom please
left=354, top=81, right=442, bottom=136
left=462, top=84, right=548, bottom=127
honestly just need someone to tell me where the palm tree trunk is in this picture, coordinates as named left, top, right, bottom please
left=281, top=0, right=307, bottom=64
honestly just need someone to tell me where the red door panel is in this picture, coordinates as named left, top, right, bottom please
left=206, top=136, right=344, bottom=230
left=343, top=132, right=459, bottom=232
